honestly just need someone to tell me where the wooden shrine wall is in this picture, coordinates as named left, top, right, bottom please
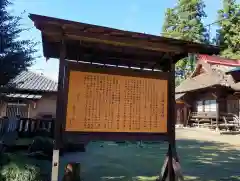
left=65, top=70, right=168, bottom=133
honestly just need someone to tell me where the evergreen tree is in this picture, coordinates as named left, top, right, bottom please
left=216, top=0, right=240, bottom=59
left=162, top=0, right=208, bottom=81
left=0, top=0, right=37, bottom=86
left=162, top=0, right=208, bottom=43
left=162, top=8, right=179, bottom=39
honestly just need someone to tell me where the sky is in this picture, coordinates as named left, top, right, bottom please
left=10, top=0, right=240, bottom=81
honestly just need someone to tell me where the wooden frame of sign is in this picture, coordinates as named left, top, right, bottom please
left=29, top=13, right=219, bottom=181
left=63, top=62, right=169, bottom=142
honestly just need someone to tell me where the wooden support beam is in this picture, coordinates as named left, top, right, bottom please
left=55, top=35, right=66, bottom=149
left=214, top=89, right=225, bottom=131
left=51, top=33, right=66, bottom=181
left=216, top=98, right=220, bottom=131
left=168, top=57, right=176, bottom=181
left=42, top=35, right=173, bottom=67
left=158, top=144, right=184, bottom=181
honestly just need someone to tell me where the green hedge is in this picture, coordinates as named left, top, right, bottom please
left=0, top=153, right=50, bottom=181
left=0, top=136, right=55, bottom=181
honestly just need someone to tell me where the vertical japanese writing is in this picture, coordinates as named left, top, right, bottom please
left=66, top=71, right=167, bottom=133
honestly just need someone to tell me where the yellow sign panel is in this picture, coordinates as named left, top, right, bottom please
left=65, top=70, right=168, bottom=133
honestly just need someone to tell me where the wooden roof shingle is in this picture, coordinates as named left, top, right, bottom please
left=176, top=54, right=240, bottom=94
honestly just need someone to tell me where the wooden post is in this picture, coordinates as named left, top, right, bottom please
left=168, top=58, right=175, bottom=181
left=55, top=36, right=66, bottom=149
left=159, top=56, right=175, bottom=181
left=159, top=55, right=184, bottom=181
left=238, top=99, right=240, bottom=119
left=51, top=34, right=66, bottom=181
left=216, top=98, right=220, bottom=131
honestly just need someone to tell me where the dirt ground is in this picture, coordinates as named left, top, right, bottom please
left=176, top=127, right=240, bottom=149
left=58, top=128, right=240, bottom=181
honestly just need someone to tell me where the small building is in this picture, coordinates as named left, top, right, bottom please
left=175, top=54, right=240, bottom=127
left=0, top=71, right=57, bottom=119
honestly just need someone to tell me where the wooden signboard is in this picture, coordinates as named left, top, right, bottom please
left=29, top=14, right=220, bottom=181
left=65, top=68, right=168, bottom=133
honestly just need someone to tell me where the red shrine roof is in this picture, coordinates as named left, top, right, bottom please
left=198, top=54, right=240, bottom=67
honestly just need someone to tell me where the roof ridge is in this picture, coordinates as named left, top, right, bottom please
left=28, top=70, right=57, bottom=83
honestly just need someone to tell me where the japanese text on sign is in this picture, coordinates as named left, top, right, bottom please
left=65, top=70, right=168, bottom=133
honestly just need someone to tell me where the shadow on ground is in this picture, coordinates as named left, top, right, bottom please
left=59, top=139, right=240, bottom=181
left=177, top=139, right=240, bottom=181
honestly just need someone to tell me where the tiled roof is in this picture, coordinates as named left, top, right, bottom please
left=7, top=71, right=58, bottom=92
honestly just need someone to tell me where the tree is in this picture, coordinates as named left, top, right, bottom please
left=215, top=0, right=240, bottom=59
left=162, top=0, right=209, bottom=81
left=0, top=0, right=37, bottom=87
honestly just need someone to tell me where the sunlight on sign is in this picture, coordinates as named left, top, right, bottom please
left=65, top=71, right=168, bottom=133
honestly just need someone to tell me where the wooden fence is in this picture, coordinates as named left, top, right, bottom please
left=0, top=117, right=54, bottom=138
